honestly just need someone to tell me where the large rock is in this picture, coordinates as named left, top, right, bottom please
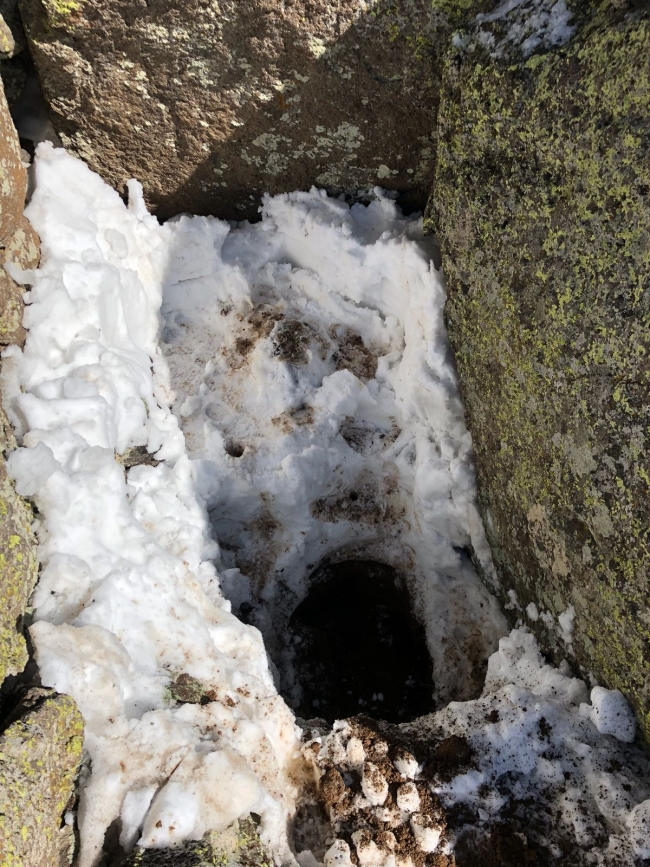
left=0, top=688, right=84, bottom=866
left=429, top=2, right=650, bottom=736
left=19, top=0, right=490, bottom=221
left=0, top=364, right=37, bottom=686
left=0, top=214, right=40, bottom=346
left=0, top=73, right=25, bottom=241
left=0, top=68, right=36, bottom=684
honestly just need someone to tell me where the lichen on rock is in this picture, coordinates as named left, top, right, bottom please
left=428, top=0, right=650, bottom=737
left=0, top=380, right=37, bottom=686
left=0, top=214, right=40, bottom=346
left=123, top=817, right=273, bottom=867
left=0, top=687, right=84, bottom=866
left=17, top=0, right=493, bottom=220
left=0, top=74, right=25, bottom=243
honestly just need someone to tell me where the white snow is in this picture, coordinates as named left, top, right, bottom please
left=159, top=179, right=506, bottom=710
left=3, top=144, right=650, bottom=864
left=473, top=0, right=575, bottom=57
left=3, top=145, right=299, bottom=867
left=586, top=686, right=637, bottom=744
left=433, top=629, right=650, bottom=858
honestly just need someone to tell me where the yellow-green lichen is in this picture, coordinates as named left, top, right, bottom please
left=124, top=816, right=273, bottom=867
left=0, top=690, right=84, bottom=866
left=429, top=4, right=650, bottom=738
left=0, top=455, right=38, bottom=684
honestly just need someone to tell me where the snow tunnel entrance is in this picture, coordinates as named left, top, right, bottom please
left=284, top=560, right=435, bottom=724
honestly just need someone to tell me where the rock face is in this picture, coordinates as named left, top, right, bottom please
left=0, top=688, right=84, bottom=866
left=0, top=74, right=25, bottom=241
left=0, top=72, right=36, bottom=686
left=19, top=0, right=490, bottom=221
left=0, top=399, right=37, bottom=684
left=0, top=214, right=39, bottom=345
left=430, top=3, right=650, bottom=736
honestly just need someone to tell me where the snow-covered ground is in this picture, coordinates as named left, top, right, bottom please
left=2, top=145, right=650, bottom=865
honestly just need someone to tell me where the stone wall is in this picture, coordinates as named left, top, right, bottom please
left=429, top=0, right=650, bottom=737
left=18, top=0, right=491, bottom=221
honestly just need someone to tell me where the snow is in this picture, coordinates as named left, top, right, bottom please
left=587, top=686, right=637, bottom=744
left=159, top=180, right=506, bottom=711
left=2, top=144, right=650, bottom=864
left=2, top=145, right=299, bottom=867
left=432, top=629, right=650, bottom=859
left=471, top=0, right=575, bottom=57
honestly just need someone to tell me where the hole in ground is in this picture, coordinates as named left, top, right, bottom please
left=284, top=559, right=434, bottom=724
left=225, top=439, right=245, bottom=458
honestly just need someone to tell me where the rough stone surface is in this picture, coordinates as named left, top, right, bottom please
left=429, top=2, right=650, bottom=736
left=19, top=0, right=490, bottom=221
left=123, top=817, right=273, bottom=867
left=0, top=395, right=37, bottom=686
left=0, top=687, right=84, bottom=866
left=0, top=0, right=26, bottom=57
left=0, top=72, right=25, bottom=242
left=0, top=54, right=27, bottom=105
left=0, top=214, right=39, bottom=346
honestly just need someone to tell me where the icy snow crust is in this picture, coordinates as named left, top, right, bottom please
left=3, top=146, right=650, bottom=863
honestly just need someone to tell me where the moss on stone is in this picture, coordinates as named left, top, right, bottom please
left=429, top=2, right=650, bottom=737
left=0, top=401, right=38, bottom=684
left=43, top=0, right=85, bottom=20
left=0, top=688, right=84, bottom=865
left=124, top=817, right=273, bottom=867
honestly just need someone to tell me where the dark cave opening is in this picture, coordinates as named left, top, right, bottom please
left=285, top=559, right=435, bottom=724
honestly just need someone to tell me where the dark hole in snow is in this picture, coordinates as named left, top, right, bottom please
left=284, top=560, right=434, bottom=724
left=225, top=440, right=245, bottom=458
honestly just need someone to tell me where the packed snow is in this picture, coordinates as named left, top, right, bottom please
left=158, top=176, right=506, bottom=709
left=2, top=145, right=650, bottom=864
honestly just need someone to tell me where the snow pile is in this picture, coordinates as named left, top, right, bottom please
left=301, top=630, right=650, bottom=865
left=2, top=145, right=300, bottom=866
left=459, top=0, right=575, bottom=57
left=432, top=629, right=650, bottom=861
left=160, top=184, right=506, bottom=709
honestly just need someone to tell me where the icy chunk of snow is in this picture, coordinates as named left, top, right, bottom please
left=361, top=763, right=389, bottom=806
left=324, top=840, right=354, bottom=867
left=588, top=686, right=636, bottom=744
left=396, top=782, right=420, bottom=813
left=484, top=628, right=588, bottom=705
left=410, top=814, right=441, bottom=853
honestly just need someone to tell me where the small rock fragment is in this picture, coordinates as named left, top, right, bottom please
left=168, top=672, right=205, bottom=704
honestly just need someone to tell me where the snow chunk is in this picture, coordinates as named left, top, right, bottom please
left=588, top=686, right=636, bottom=744
left=484, top=628, right=588, bottom=706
